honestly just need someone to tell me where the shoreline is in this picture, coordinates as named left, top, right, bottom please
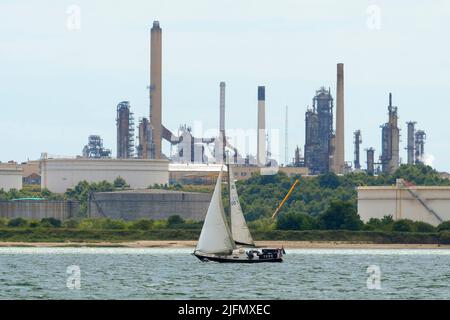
left=0, top=240, right=449, bottom=249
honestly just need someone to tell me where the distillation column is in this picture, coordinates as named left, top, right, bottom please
left=354, top=130, right=362, bottom=170
left=406, top=121, right=416, bottom=165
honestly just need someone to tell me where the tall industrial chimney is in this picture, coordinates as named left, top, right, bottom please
left=218, top=81, right=226, bottom=163
left=257, top=86, right=266, bottom=166
left=150, top=20, right=162, bottom=159
left=335, top=63, right=345, bottom=174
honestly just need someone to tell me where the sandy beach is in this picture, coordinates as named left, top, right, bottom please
left=0, top=240, right=449, bottom=249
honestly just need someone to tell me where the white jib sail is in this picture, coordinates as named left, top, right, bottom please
left=196, top=170, right=236, bottom=254
left=229, top=165, right=255, bottom=246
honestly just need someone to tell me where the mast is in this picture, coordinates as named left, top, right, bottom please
left=227, top=163, right=231, bottom=223
left=225, top=150, right=230, bottom=222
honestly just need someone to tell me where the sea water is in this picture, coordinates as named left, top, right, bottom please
left=1, top=248, right=449, bottom=299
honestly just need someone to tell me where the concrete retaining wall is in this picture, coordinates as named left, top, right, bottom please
left=89, top=190, right=211, bottom=221
left=0, top=200, right=80, bottom=221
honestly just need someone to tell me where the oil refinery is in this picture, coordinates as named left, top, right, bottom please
left=0, top=20, right=446, bottom=226
left=68, top=21, right=429, bottom=178
left=0, top=20, right=436, bottom=191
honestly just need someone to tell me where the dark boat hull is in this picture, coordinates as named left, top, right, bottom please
left=193, top=248, right=284, bottom=263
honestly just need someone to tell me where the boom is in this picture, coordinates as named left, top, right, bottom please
left=271, top=179, right=299, bottom=220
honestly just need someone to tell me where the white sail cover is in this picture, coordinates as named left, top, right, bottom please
left=229, top=165, right=255, bottom=246
left=196, top=170, right=236, bottom=254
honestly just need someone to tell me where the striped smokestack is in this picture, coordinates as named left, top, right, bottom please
left=150, top=20, right=162, bottom=159
left=220, top=82, right=225, bottom=137
left=257, top=86, right=266, bottom=166
left=335, top=63, right=345, bottom=174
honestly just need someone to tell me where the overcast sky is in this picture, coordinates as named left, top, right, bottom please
left=1, top=0, right=449, bottom=171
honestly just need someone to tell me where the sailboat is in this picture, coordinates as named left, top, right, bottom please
left=193, top=165, right=285, bottom=263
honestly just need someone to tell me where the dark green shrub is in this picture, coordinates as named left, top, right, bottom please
left=7, top=217, right=28, bottom=228
left=318, top=172, right=341, bottom=189
left=167, top=215, right=185, bottom=227
left=130, top=219, right=154, bottom=230
left=0, top=218, right=7, bottom=228
left=438, top=231, right=450, bottom=244
left=317, top=200, right=363, bottom=231
left=65, top=180, right=115, bottom=216
left=276, top=212, right=315, bottom=230
left=170, top=221, right=202, bottom=230
left=101, top=218, right=127, bottom=230
left=381, top=215, right=394, bottom=225
left=113, top=177, right=128, bottom=189
left=413, top=221, right=436, bottom=233
left=29, top=220, right=40, bottom=228
left=437, top=221, right=450, bottom=232
left=63, top=219, right=80, bottom=229
left=40, top=218, right=62, bottom=228
left=364, top=216, right=395, bottom=231
left=245, top=205, right=271, bottom=222
left=392, top=219, right=414, bottom=232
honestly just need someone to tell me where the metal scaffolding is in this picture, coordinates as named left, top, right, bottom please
left=82, top=135, right=111, bottom=159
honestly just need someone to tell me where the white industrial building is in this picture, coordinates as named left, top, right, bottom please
left=41, top=158, right=169, bottom=193
left=357, top=179, right=450, bottom=226
left=0, top=163, right=23, bottom=191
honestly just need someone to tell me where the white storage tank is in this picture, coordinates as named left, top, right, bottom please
left=0, top=163, right=23, bottom=191
left=357, top=179, right=450, bottom=226
left=40, top=157, right=169, bottom=193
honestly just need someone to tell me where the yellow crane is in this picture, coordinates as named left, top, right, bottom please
left=271, top=179, right=300, bottom=221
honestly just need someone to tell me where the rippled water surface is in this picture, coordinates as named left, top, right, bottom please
left=1, top=248, right=450, bottom=299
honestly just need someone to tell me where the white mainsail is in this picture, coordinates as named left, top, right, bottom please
left=229, top=165, right=255, bottom=246
left=196, top=170, right=236, bottom=254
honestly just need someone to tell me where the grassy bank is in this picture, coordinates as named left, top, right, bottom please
left=2, top=228, right=450, bottom=244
